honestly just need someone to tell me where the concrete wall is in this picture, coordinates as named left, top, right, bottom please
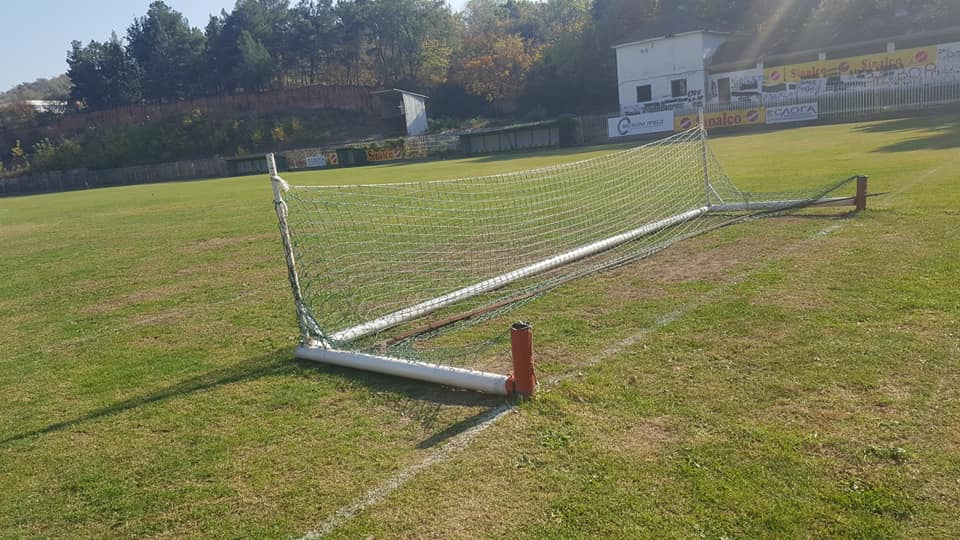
left=0, top=158, right=228, bottom=197
left=402, top=93, right=428, bottom=136
left=460, top=126, right=560, bottom=155
left=615, top=32, right=710, bottom=114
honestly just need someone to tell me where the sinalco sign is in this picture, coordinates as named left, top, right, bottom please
left=766, top=103, right=819, bottom=124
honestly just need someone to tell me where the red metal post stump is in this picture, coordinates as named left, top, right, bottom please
left=508, top=322, right=536, bottom=397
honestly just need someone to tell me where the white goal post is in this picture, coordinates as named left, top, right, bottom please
left=267, top=125, right=866, bottom=395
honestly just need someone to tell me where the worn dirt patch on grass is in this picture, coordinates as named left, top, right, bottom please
left=178, top=233, right=275, bottom=255
left=625, top=217, right=821, bottom=285
left=620, top=415, right=680, bottom=459
left=81, top=283, right=200, bottom=315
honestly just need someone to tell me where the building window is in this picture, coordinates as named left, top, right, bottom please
left=671, top=78, right=688, bottom=98
left=636, top=85, right=652, bottom=103
left=717, top=77, right=731, bottom=103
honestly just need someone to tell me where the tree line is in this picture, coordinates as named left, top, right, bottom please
left=50, top=0, right=960, bottom=117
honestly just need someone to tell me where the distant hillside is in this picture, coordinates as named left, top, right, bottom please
left=0, top=75, right=72, bottom=104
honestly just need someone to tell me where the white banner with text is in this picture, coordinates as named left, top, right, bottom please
left=766, top=103, right=819, bottom=124
left=608, top=111, right=675, bottom=138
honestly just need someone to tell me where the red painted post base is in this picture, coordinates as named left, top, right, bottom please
left=855, top=175, right=869, bottom=211
left=508, top=322, right=536, bottom=397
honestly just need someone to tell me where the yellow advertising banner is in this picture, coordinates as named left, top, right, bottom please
left=764, top=46, right=938, bottom=84
left=674, top=109, right=765, bottom=131
left=365, top=147, right=403, bottom=162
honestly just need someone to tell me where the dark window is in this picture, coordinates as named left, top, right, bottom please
left=717, top=78, right=731, bottom=103
left=636, top=84, right=652, bottom=103
left=671, top=78, right=688, bottom=98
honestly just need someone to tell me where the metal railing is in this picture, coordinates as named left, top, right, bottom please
left=690, top=76, right=960, bottom=121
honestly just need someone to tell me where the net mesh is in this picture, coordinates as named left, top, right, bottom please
left=273, top=127, right=856, bottom=364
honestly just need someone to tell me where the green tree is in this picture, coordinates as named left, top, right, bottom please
left=204, top=0, right=291, bottom=92
left=67, top=35, right=141, bottom=110
left=0, top=75, right=72, bottom=103
left=365, top=0, right=461, bottom=87
left=288, top=0, right=338, bottom=85
left=126, top=1, right=206, bottom=101
left=236, top=31, right=276, bottom=91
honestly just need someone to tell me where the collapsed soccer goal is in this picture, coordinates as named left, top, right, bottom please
left=268, top=125, right=867, bottom=396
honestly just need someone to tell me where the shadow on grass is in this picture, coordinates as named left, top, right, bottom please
left=770, top=209, right=861, bottom=220
left=1, top=348, right=506, bottom=449
left=854, top=116, right=960, bottom=153
left=313, top=360, right=508, bottom=448
left=0, top=349, right=292, bottom=446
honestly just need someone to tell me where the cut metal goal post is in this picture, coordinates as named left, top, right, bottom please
left=267, top=126, right=867, bottom=395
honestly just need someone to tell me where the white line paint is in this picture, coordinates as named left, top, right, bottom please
left=297, top=404, right=515, bottom=540
left=297, top=218, right=856, bottom=538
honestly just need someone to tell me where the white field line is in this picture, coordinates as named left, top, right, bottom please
left=296, top=217, right=859, bottom=539
left=297, top=404, right=515, bottom=540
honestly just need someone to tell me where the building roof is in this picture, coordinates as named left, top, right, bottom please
left=613, top=29, right=729, bottom=49
left=459, top=120, right=558, bottom=136
left=612, top=3, right=731, bottom=49
left=710, top=18, right=960, bottom=70
left=371, top=88, right=429, bottom=100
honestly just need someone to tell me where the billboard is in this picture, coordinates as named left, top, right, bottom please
left=938, top=42, right=960, bottom=74
left=608, top=111, right=675, bottom=138
left=365, top=148, right=403, bottom=162
left=674, top=109, right=765, bottom=131
left=766, top=103, right=819, bottom=124
left=763, top=45, right=939, bottom=85
left=305, top=152, right=339, bottom=168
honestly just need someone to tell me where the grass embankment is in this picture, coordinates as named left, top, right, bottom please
left=1, top=116, right=958, bottom=538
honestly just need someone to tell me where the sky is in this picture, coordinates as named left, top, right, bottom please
left=0, top=0, right=469, bottom=92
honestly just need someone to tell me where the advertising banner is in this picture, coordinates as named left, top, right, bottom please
left=764, top=45, right=938, bottom=84
left=366, top=147, right=403, bottom=162
left=306, top=152, right=339, bottom=167
left=607, top=111, right=675, bottom=138
left=938, top=41, right=960, bottom=72
left=766, top=103, right=819, bottom=124
left=306, top=155, right=327, bottom=168
left=675, top=114, right=698, bottom=131
left=674, top=109, right=765, bottom=131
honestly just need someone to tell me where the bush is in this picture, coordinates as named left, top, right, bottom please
left=12, top=108, right=377, bottom=171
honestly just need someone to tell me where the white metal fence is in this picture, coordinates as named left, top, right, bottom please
left=687, top=77, right=960, bottom=121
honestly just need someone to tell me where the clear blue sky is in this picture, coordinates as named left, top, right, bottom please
left=0, top=0, right=469, bottom=92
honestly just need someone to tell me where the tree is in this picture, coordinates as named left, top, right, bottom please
left=126, top=1, right=206, bottom=101
left=67, top=35, right=141, bottom=110
left=331, top=0, right=375, bottom=86
left=204, top=0, right=291, bottom=92
left=288, top=0, right=338, bottom=85
left=236, top=31, right=275, bottom=91
left=0, top=75, right=72, bottom=103
left=364, top=0, right=461, bottom=87
left=451, top=31, right=541, bottom=106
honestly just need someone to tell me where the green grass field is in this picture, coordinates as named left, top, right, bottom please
left=1, top=116, right=958, bottom=538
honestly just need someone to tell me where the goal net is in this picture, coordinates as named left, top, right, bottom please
left=268, top=126, right=862, bottom=394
